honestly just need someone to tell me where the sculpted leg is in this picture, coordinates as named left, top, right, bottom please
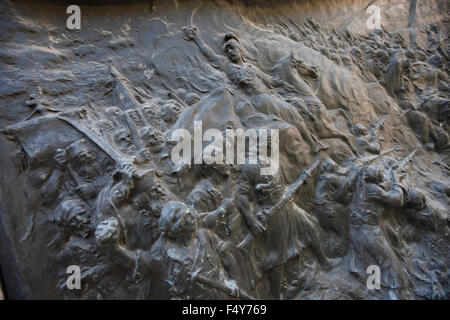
left=296, top=120, right=329, bottom=153
left=269, top=264, right=284, bottom=300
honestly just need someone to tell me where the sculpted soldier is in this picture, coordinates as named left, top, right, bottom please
left=55, top=138, right=106, bottom=200
left=183, top=27, right=328, bottom=153
left=400, top=187, right=449, bottom=299
left=237, top=160, right=330, bottom=299
left=353, top=122, right=382, bottom=156
left=186, top=165, right=230, bottom=238
left=405, top=104, right=449, bottom=151
left=187, top=179, right=223, bottom=213
left=385, top=46, right=413, bottom=102
left=53, top=198, right=108, bottom=299
left=313, top=158, right=357, bottom=257
left=348, top=164, right=406, bottom=293
left=133, top=126, right=164, bottom=165
left=96, top=199, right=238, bottom=299
left=272, top=53, right=358, bottom=155
left=113, top=128, right=136, bottom=155
left=140, top=126, right=164, bottom=153
left=94, top=162, right=137, bottom=244
left=404, top=188, right=448, bottom=234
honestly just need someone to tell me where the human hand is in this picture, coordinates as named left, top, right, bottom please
left=120, top=161, right=137, bottom=179
left=255, top=210, right=267, bottom=224
left=239, top=77, right=251, bottom=86
left=95, top=217, right=120, bottom=246
left=76, top=183, right=97, bottom=199
left=55, top=148, right=68, bottom=166
left=285, top=83, right=299, bottom=93
left=228, top=280, right=240, bottom=298
left=308, top=65, right=319, bottom=79
left=221, top=198, right=234, bottom=215
left=393, top=168, right=407, bottom=182
left=248, top=212, right=265, bottom=237
left=183, top=27, right=199, bottom=41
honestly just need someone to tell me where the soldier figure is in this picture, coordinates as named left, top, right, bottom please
left=95, top=199, right=237, bottom=299
left=237, top=161, right=330, bottom=299
left=349, top=165, right=406, bottom=293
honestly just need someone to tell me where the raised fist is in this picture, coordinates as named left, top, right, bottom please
left=120, top=161, right=137, bottom=179
left=95, top=217, right=120, bottom=245
left=55, top=148, right=68, bottom=166
left=183, top=26, right=199, bottom=41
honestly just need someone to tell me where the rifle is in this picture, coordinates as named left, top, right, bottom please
left=193, top=274, right=255, bottom=300
left=432, top=160, right=450, bottom=171
left=224, top=175, right=232, bottom=237
left=369, top=116, right=387, bottom=136
left=237, top=159, right=321, bottom=253
left=391, top=147, right=419, bottom=174
left=357, top=148, right=395, bottom=165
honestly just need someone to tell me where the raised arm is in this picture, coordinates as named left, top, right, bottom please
left=255, top=65, right=306, bottom=95
left=95, top=217, right=159, bottom=275
left=367, top=176, right=404, bottom=208
left=183, top=27, right=223, bottom=69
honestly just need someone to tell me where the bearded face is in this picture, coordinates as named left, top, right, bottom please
left=67, top=207, right=91, bottom=238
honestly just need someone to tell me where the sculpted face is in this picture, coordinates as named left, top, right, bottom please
left=56, top=199, right=91, bottom=238
left=406, top=188, right=427, bottom=210
left=72, top=147, right=98, bottom=179
left=77, top=149, right=96, bottom=165
left=354, top=123, right=367, bottom=136
left=160, top=102, right=182, bottom=123
left=225, top=42, right=243, bottom=63
left=162, top=202, right=196, bottom=239
left=365, top=166, right=383, bottom=184
left=141, top=104, right=157, bottom=121
left=179, top=206, right=196, bottom=236
left=114, top=130, right=134, bottom=153
left=68, top=205, right=91, bottom=238
left=321, top=158, right=337, bottom=173
left=141, top=126, right=163, bottom=150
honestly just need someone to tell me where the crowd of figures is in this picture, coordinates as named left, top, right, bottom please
left=1, top=18, right=449, bottom=299
left=303, top=22, right=449, bottom=153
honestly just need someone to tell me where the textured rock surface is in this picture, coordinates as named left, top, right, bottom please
left=0, top=0, right=448, bottom=299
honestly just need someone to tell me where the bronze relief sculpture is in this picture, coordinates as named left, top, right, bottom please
left=0, top=0, right=448, bottom=300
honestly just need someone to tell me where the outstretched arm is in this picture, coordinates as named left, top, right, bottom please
left=295, top=59, right=319, bottom=79
left=183, top=27, right=223, bottom=69
left=367, top=176, right=404, bottom=208
left=198, top=198, right=233, bottom=229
